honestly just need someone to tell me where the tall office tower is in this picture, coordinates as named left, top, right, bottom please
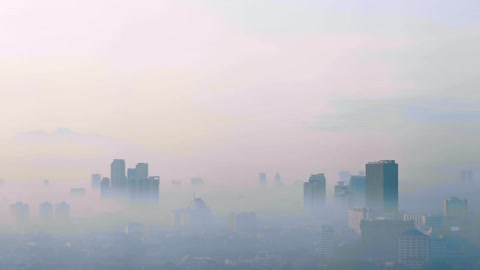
left=339, top=171, right=351, bottom=183
left=303, top=174, right=327, bottom=214
left=348, top=207, right=371, bottom=234
left=321, top=225, right=335, bottom=257
left=127, top=168, right=138, bottom=200
left=444, top=197, right=467, bottom=219
left=349, top=175, right=366, bottom=207
left=274, top=172, right=282, bottom=186
left=55, top=201, right=70, bottom=221
left=365, top=160, right=398, bottom=216
left=460, top=170, right=473, bottom=184
left=398, top=229, right=430, bottom=270
left=10, top=202, right=30, bottom=227
left=110, top=159, right=126, bottom=193
left=100, top=177, right=111, bottom=199
left=40, top=201, right=53, bottom=222
left=259, top=173, right=267, bottom=187
left=133, top=163, right=148, bottom=200
left=149, top=176, right=160, bottom=202
left=91, top=173, right=102, bottom=189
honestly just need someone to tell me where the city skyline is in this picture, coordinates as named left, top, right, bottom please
left=0, top=1, right=479, bottom=192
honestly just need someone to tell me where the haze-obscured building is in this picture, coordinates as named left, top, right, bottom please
left=361, top=219, right=414, bottom=259
left=365, top=160, right=398, bottom=217
left=444, top=197, right=467, bottom=219
left=304, top=174, right=326, bottom=215
left=348, top=207, right=371, bottom=234
left=55, top=201, right=70, bottom=221
left=91, top=173, right=101, bottom=189
left=321, top=225, right=335, bottom=257
left=39, top=201, right=53, bottom=222
left=398, top=229, right=430, bottom=270
left=349, top=175, right=366, bottom=207
left=10, top=202, right=30, bottom=228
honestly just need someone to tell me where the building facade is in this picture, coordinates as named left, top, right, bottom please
left=365, top=160, right=398, bottom=216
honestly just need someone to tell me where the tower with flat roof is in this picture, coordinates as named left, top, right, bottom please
left=366, top=160, right=398, bottom=216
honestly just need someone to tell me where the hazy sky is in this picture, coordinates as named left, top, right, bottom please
left=0, top=0, right=479, bottom=189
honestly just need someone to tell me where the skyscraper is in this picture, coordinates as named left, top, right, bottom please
left=91, top=173, right=101, bottom=189
left=349, top=175, right=366, bottom=207
left=149, top=176, right=160, bottom=202
left=10, top=202, right=29, bottom=227
left=259, top=173, right=266, bottom=187
left=127, top=168, right=138, bottom=200
left=39, top=201, right=53, bottom=222
left=100, top=177, right=111, bottom=199
left=303, top=173, right=326, bottom=214
left=55, top=201, right=70, bottom=221
left=111, top=159, right=126, bottom=193
left=365, top=160, right=398, bottom=216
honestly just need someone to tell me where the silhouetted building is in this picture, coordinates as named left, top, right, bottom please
left=91, top=173, right=101, bottom=189
left=398, top=229, right=430, bottom=270
left=191, top=177, right=204, bottom=187
left=303, top=174, right=326, bottom=215
left=135, top=163, right=149, bottom=201
left=348, top=207, right=371, bottom=234
left=259, top=173, right=267, bottom=187
left=349, top=175, right=366, bottom=207
left=39, top=201, right=53, bottom=222
left=127, top=168, right=137, bottom=200
left=228, top=212, right=256, bottom=233
left=111, top=159, right=126, bottom=193
left=321, top=225, right=335, bottom=257
left=10, top=202, right=30, bottom=228
left=366, top=160, right=398, bottom=217
left=149, top=176, right=160, bottom=202
left=274, top=172, right=281, bottom=186
left=444, top=197, right=467, bottom=219
left=55, top=201, right=70, bottom=221
left=100, top=177, right=111, bottom=199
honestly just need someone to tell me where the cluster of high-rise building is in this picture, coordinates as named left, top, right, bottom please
left=96, top=159, right=160, bottom=202
left=258, top=172, right=282, bottom=187
left=10, top=201, right=70, bottom=227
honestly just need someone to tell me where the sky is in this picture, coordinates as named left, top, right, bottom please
left=0, top=0, right=479, bottom=190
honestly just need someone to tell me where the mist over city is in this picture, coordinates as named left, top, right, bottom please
left=1, top=0, right=480, bottom=269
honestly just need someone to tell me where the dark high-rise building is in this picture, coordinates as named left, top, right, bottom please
left=365, top=160, right=398, bottom=216
left=149, top=176, right=160, bottom=202
left=303, top=173, right=326, bottom=214
left=259, top=173, right=266, bottom=187
left=127, top=168, right=137, bottom=200
left=110, top=159, right=126, bottom=193
left=91, top=173, right=101, bottom=189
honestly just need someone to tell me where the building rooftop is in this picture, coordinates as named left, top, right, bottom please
left=367, top=160, right=396, bottom=164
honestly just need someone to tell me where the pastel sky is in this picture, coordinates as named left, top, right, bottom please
left=0, top=0, right=479, bottom=189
